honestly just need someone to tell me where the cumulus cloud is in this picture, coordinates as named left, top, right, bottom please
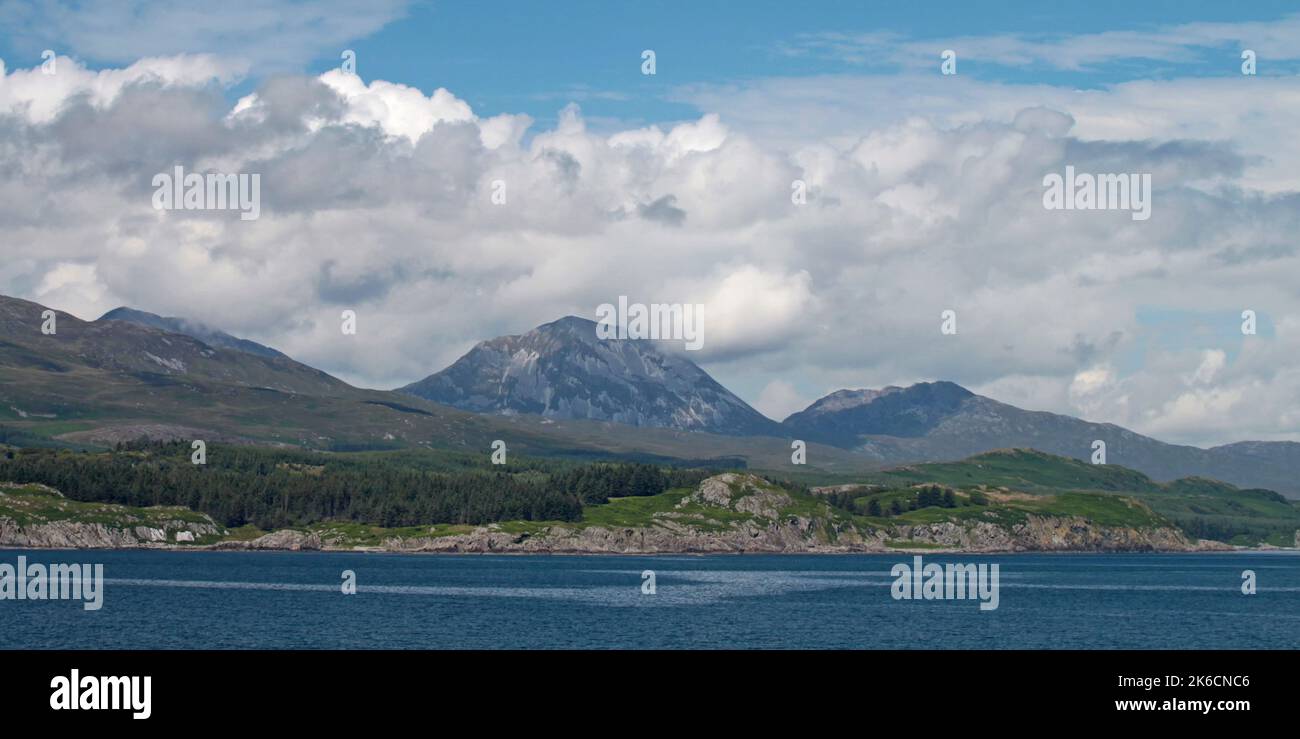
left=0, top=55, right=1297, bottom=446
left=0, top=54, right=243, bottom=122
left=754, top=379, right=815, bottom=422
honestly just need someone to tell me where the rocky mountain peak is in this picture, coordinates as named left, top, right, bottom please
left=399, top=317, right=781, bottom=436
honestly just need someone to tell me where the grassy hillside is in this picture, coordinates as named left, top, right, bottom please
left=850, top=449, right=1300, bottom=546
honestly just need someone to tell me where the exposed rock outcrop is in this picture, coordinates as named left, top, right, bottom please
left=889, top=516, right=1223, bottom=552
left=0, top=517, right=222, bottom=549
left=680, top=473, right=792, bottom=519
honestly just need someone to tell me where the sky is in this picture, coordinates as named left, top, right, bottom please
left=0, top=0, right=1298, bottom=447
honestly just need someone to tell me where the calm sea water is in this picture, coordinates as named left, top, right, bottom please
left=2, top=549, right=1297, bottom=649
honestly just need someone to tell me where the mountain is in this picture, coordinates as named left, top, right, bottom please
left=4, top=293, right=1294, bottom=494
left=400, top=316, right=782, bottom=436
left=2, top=296, right=344, bottom=396
left=782, top=381, right=1300, bottom=496
left=1, top=295, right=861, bottom=471
left=98, top=307, right=287, bottom=360
left=0, top=293, right=478, bottom=448
left=782, top=382, right=974, bottom=440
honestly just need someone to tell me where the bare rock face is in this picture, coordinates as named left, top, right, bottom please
left=0, top=519, right=142, bottom=548
left=0, top=518, right=221, bottom=548
left=687, top=475, right=738, bottom=508
left=383, top=518, right=867, bottom=555
left=891, top=515, right=1196, bottom=552
left=134, top=526, right=167, bottom=542
left=681, top=473, right=792, bottom=519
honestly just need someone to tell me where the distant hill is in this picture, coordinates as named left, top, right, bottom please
left=1, top=295, right=345, bottom=397
left=783, top=382, right=1300, bottom=496
left=859, top=448, right=1300, bottom=547
left=0, top=293, right=500, bottom=451
left=98, top=307, right=288, bottom=360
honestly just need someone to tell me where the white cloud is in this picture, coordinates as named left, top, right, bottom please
left=692, top=265, right=816, bottom=361
left=33, top=262, right=112, bottom=320
left=314, top=70, right=475, bottom=143
left=753, top=379, right=813, bottom=422
left=0, top=54, right=243, bottom=122
left=1189, top=349, right=1227, bottom=385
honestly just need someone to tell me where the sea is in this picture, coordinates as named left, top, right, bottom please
left=2, top=549, right=1297, bottom=649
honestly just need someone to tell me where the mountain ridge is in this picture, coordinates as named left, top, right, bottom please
left=784, top=381, right=1300, bottom=495
left=0, top=294, right=855, bottom=471
left=98, top=306, right=288, bottom=360
left=2, top=293, right=1295, bottom=495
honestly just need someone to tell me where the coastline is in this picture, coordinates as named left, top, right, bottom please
left=5, top=473, right=1297, bottom=557
left=3, top=536, right=1288, bottom=556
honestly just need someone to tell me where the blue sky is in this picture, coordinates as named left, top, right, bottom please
left=344, top=0, right=1296, bottom=119
left=5, top=0, right=1300, bottom=129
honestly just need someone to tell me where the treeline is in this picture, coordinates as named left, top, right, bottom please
left=1173, top=515, right=1296, bottom=545
left=0, top=442, right=720, bottom=531
left=555, top=463, right=714, bottom=505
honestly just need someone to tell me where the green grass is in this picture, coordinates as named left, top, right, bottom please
left=870, top=449, right=1159, bottom=493
left=577, top=489, right=692, bottom=528
left=307, top=520, right=456, bottom=547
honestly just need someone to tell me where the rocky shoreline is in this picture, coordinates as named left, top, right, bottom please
left=0, top=530, right=1258, bottom=554
left=366, top=517, right=1237, bottom=554
left=0, top=509, right=1258, bottom=557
